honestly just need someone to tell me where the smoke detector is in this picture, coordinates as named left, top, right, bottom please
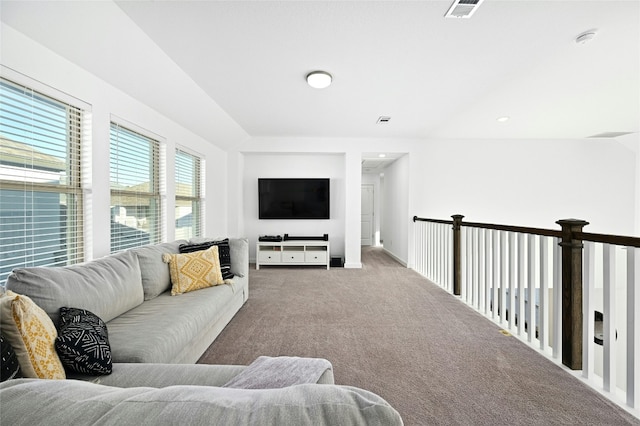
left=445, top=0, right=485, bottom=19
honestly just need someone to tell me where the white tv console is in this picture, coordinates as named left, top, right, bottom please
left=256, top=240, right=330, bottom=270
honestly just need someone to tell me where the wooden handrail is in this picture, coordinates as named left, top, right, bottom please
left=575, top=232, right=640, bottom=248
left=413, top=216, right=453, bottom=225
left=413, top=216, right=562, bottom=238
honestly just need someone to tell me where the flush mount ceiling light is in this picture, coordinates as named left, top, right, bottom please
left=306, top=71, right=332, bottom=89
left=496, top=116, right=510, bottom=122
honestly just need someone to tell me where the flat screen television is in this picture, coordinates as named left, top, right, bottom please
left=258, top=178, right=330, bottom=219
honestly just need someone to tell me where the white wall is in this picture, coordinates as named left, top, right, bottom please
left=241, top=153, right=345, bottom=262
left=409, top=138, right=635, bottom=234
left=236, top=136, right=637, bottom=269
left=381, top=154, right=410, bottom=265
left=234, top=137, right=416, bottom=267
left=1, top=24, right=230, bottom=260
left=617, top=133, right=640, bottom=236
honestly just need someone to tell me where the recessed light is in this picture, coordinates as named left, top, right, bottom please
left=306, top=71, right=332, bottom=89
left=497, top=116, right=510, bottom=122
left=378, top=154, right=387, bottom=158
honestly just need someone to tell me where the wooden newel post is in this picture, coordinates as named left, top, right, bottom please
left=452, top=214, right=464, bottom=296
left=556, top=218, right=589, bottom=370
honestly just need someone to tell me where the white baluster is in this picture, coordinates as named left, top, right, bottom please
left=483, top=229, right=491, bottom=316
left=500, top=230, right=508, bottom=326
left=553, top=237, right=562, bottom=361
left=527, top=234, right=536, bottom=343
left=627, top=247, right=639, bottom=409
left=460, top=227, right=467, bottom=301
left=517, top=233, right=526, bottom=336
left=603, top=244, right=616, bottom=392
left=540, top=236, right=549, bottom=351
left=509, top=232, right=517, bottom=331
left=492, top=229, right=500, bottom=321
left=583, top=241, right=595, bottom=379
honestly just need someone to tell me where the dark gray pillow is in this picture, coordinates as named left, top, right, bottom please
left=55, top=308, right=112, bottom=376
left=0, top=334, right=22, bottom=381
left=179, top=239, right=234, bottom=280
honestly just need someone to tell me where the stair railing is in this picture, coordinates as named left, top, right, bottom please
left=412, top=214, right=640, bottom=416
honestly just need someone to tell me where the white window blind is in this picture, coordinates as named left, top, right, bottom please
left=0, top=78, right=84, bottom=286
left=110, top=123, right=161, bottom=252
left=175, top=148, right=202, bottom=239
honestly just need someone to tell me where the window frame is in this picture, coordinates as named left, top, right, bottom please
left=175, top=147, right=204, bottom=239
left=109, top=121, right=163, bottom=253
left=0, top=76, right=85, bottom=285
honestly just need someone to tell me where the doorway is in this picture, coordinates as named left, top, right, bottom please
left=361, top=184, right=374, bottom=246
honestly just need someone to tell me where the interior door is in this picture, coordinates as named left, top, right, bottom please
left=361, top=184, right=374, bottom=246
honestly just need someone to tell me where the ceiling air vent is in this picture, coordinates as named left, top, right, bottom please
left=445, top=0, right=485, bottom=19
left=377, top=116, right=391, bottom=124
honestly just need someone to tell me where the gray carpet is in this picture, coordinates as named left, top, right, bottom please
left=199, top=247, right=640, bottom=425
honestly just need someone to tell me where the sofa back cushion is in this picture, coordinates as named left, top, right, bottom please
left=132, top=240, right=187, bottom=300
left=5, top=250, right=143, bottom=324
left=0, top=380, right=404, bottom=426
left=229, top=238, right=249, bottom=278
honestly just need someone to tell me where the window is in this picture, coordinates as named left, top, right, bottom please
left=109, top=122, right=161, bottom=252
left=175, top=148, right=203, bottom=240
left=0, top=78, right=84, bottom=285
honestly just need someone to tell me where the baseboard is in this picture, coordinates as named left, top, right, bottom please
left=382, top=248, right=407, bottom=267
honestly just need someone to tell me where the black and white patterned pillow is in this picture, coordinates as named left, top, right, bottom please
left=179, top=239, right=234, bottom=280
left=55, top=308, right=112, bottom=375
left=0, top=334, right=22, bottom=381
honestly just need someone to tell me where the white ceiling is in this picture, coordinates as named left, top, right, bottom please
left=1, top=1, right=638, bottom=148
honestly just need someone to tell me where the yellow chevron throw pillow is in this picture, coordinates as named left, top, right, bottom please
left=0, top=290, right=66, bottom=379
left=163, top=246, right=224, bottom=295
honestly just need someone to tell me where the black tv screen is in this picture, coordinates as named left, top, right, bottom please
left=259, top=178, right=330, bottom=219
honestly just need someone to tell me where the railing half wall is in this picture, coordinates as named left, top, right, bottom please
left=412, top=215, right=640, bottom=416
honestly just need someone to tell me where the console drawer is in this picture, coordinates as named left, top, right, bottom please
left=305, top=251, right=327, bottom=264
left=282, top=252, right=305, bottom=263
left=258, top=251, right=282, bottom=263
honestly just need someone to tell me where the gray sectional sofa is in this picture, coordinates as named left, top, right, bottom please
left=1, top=237, right=404, bottom=425
left=6, top=237, right=249, bottom=364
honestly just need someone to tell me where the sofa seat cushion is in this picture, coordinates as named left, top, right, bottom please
left=71, top=363, right=248, bottom=388
left=106, top=283, right=237, bottom=363
left=5, top=250, right=143, bottom=325
left=0, top=379, right=404, bottom=426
